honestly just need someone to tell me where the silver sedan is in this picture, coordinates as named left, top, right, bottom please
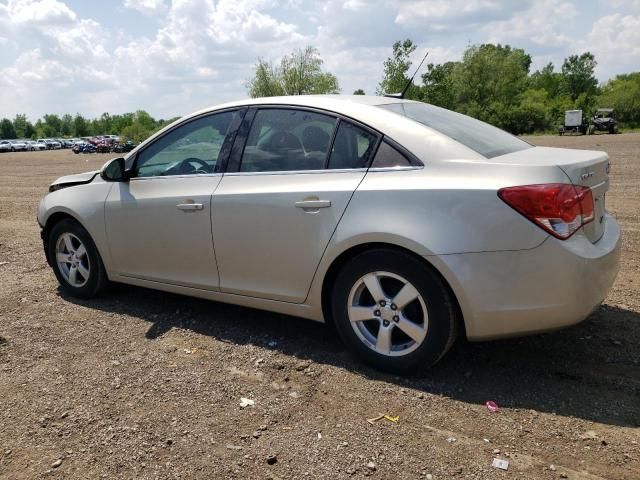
left=37, top=95, right=621, bottom=372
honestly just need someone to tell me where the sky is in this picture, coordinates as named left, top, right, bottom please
left=1, top=0, right=639, bottom=120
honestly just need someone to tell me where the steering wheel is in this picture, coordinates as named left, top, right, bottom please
left=175, top=157, right=211, bottom=175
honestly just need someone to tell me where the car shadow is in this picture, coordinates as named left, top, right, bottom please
left=58, top=283, right=640, bottom=428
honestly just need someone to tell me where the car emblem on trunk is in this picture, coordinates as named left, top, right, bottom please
left=581, top=170, right=594, bottom=180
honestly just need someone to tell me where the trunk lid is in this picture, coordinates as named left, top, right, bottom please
left=495, top=146, right=610, bottom=243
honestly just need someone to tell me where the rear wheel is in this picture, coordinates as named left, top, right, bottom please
left=47, top=219, right=107, bottom=298
left=331, top=249, right=458, bottom=373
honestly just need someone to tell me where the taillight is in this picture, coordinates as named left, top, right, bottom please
left=498, top=184, right=594, bottom=239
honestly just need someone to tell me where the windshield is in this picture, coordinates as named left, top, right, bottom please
left=379, top=102, right=531, bottom=159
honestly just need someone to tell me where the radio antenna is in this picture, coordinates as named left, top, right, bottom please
left=384, top=49, right=429, bottom=99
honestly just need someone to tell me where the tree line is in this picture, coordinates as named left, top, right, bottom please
left=3, top=41, right=638, bottom=141
left=0, top=111, right=179, bottom=142
left=249, top=41, right=640, bottom=134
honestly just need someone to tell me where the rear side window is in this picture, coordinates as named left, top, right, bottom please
left=379, top=102, right=531, bottom=159
left=240, top=109, right=336, bottom=172
left=370, top=141, right=412, bottom=168
left=327, top=121, right=378, bottom=169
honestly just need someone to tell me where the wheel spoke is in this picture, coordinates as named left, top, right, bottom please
left=375, top=325, right=392, bottom=355
left=349, top=305, right=375, bottom=323
left=75, top=244, right=86, bottom=258
left=392, top=283, right=419, bottom=310
left=62, top=234, right=75, bottom=253
left=77, top=263, right=90, bottom=280
left=56, top=252, right=71, bottom=264
left=362, top=273, right=385, bottom=302
left=68, top=265, right=78, bottom=285
left=396, top=315, right=427, bottom=343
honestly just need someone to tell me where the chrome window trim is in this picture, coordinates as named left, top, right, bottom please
left=129, top=173, right=223, bottom=181
left=223, top=168, right=368, bottom=177
left=367, top=166, right=424, bottom=172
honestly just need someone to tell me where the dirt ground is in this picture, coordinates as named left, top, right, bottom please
left=0, top=134, right=638, bottom=480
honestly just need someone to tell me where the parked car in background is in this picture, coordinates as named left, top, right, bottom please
left=27, top=140, right=47, bottom=151
left=8, top=139, right=28, bottom=151
left=46, top=139, right=62, bottom=149
left=112, top=140, right=136, bottom=153
left=72, top=142, right=96, bottom=154
left=0, top=140, right=12, bottom=152
left=37, top=95, right=621, bottom=372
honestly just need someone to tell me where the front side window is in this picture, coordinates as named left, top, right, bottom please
left=239, top=109, right=337, bottom=172
left=134, top=110, right=237, bottom=178
left=327, top=122, right=378, bottom=169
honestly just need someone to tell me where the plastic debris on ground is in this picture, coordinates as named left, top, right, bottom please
left=239, top=397, right=255, bottom=408
left=492, top=458, right=509, bottom=470
left=485, top=400, right=500, bottom=412
left=367, top=413, right=399, bottom=425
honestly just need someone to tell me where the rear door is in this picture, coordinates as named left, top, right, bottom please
left=212, top=107, right=380, bottom=303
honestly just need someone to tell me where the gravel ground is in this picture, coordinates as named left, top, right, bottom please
left=0, top=134, right=638, bottom=479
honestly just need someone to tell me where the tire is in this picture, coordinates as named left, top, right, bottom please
left=331, top=248, right=458, bottom=373
left=47, top=219, right=108, bottom=299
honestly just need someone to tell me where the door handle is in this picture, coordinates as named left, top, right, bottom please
left=176, top=203, right=204, bottom=211
left=295, top=200, right=331, bottom=209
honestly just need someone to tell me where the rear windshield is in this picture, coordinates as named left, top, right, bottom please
left=379, top=102, right=531, bottom=159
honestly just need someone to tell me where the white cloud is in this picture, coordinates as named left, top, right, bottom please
left=584, top=14, right=640, bottom=80
left=5, top=0, right=76, bottom=24
left=0, top=0, right=639, bottom=119
left=481, top=1, right=578, bottom=49
left=123, top=0, right=167, bottom=15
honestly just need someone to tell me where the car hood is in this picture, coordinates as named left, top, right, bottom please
left=51, top=170, right=100, bottom=187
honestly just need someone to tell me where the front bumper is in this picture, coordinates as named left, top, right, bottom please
left=433, top=213, right=621, bottom=340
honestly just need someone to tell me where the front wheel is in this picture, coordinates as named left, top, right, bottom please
left=331, top=249, right=458, bottom=373
left=47, top=219, right=108, bottom=298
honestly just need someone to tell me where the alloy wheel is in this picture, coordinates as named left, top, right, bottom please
left=55, top=232, right=91, bottom=288
left=347, top=271, right=428, bottom=357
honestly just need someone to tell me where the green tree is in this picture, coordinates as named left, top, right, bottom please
left=449, top=44, right=532, bottom=131
left=42, top=114, right=62, bottom=137
left=597, top=73, right=640, bottom=127
left=530, top=62, right=563, bottom=98
left=0, top=118, right=16, bottom=139
left=561, top=52, right=598, bottom=101
left=376, top=39, right=421, bottom=98
left=61, top=114, right=73, bottom=136
left=120, top=123, right=151, bottom=143
left=73, top=114, right=90, bottom=137
left=353, top=88, right=365, bottom=95
left=12, top=114, right=31, bottom=138
left=421, top=61, right=458, bottom=109
left=248, top=59, right=285, bottom=97
left=247, top=46, right=339, bottom=98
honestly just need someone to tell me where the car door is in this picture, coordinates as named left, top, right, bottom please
left=212, top=107, right=380, bottom=303
left=104, top=109, right=243, bottom=290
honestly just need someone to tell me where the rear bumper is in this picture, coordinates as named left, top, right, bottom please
left=432, top=213, right=621, bottom=340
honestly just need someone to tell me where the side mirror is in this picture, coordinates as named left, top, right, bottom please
left=100, top=157, right=129, bottom=182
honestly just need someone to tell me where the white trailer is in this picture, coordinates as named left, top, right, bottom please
left=559, top=110, right=586, bottom=135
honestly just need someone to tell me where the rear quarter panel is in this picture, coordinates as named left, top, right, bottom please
left=305, top=160, right=568, bottom=318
